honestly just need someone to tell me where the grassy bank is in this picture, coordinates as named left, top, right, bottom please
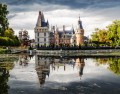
left=0, top=48, right=7, bottom=54
left=0, top=54, right=19, bottom=62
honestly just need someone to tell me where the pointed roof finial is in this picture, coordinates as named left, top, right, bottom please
left=71, top=24, right=74, bottom=31
left=36, top=11, right=42, bottom=26
left=41, top=12, right=45, bottom=22
left=39, top=11, right=41, bottom=15
left=79, top=14, right=80, bottom=21
left=47, top=19, right=49, bottom=24
left=56, top=25, right=59, bottom=31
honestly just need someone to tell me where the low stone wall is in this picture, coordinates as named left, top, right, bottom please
left=36, top=49, right=120, bottom=56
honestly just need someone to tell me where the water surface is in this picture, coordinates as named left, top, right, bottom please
left=0, top=55, right=120, bottom=94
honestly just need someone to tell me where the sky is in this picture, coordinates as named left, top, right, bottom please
left=1, top=0, right=120, bottom=39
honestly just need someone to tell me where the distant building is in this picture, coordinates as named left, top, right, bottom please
left=34, top=11, right=49, bottom=47
left=34, top=11, right=85, bottom=48
left=18, top=30, right=29, bottom=46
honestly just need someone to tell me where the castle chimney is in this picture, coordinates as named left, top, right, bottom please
left=63, top=25, right=65, bottom=31
left=53, top=26, right=55, bottom=31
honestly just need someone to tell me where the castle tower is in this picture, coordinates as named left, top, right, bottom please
left=75, top=16, right=84, bottom=46
left=34, top=11, right=49, bottom=48
left=75, top=58, right=85, bottom=78
left=35, top=55, right=50, bottom=87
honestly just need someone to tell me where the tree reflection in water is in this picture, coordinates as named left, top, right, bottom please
left=94, top=57, right=120, bottom=75
left=0, top=59, right=15, bottom=94
left=0, top=67, right=10, bottom=94
left=18, top=54, right=31, bottom=67
left=35, top=56, right=85, bottom=87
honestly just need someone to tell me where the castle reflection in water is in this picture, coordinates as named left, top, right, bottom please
left=35, top=55, right=85, bottom=86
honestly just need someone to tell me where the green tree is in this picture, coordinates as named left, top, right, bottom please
left=91, top=20, right=120, bottom=47
left=90, top=28, right=108, bottom=47
left=4, top=28, right=14, bottom=39
left=0, top=4, right=9, bottom=36
left=107, top=20, right=120, bottom=46
left=0, top=4, right=20, bottom=47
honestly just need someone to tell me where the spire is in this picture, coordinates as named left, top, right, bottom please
left=79, top=15, right=80, bottom=21
left=36, top=11, right=47, bottom=27
left=47, top=19, right=49, bottom=27
left=56, top=25, right=58, bottom=31
left=36, top=11, right=42, bottom=27
left=41, top=12, right=45, bottom=22
left=78, top=15, right=83, bottom=29
left=71, top=24, right=75, bottom=34
left=63, top=25, right=65, bottom=31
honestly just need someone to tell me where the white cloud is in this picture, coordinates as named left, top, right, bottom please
left=9, top=12, right=37, bottom=39
left=8, top=4, right=120, bottom=39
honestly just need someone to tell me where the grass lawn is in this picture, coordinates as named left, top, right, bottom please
left=0, top=47, right=7, bottom=54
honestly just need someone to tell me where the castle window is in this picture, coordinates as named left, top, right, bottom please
left=44, top=38, right=46, bottom=42
left=37, top=33, right=39, bottom=37
left=44, top=32, right=46, bottom=36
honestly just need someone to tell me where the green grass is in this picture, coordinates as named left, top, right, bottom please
left=0, top=47, right=7, bottom=54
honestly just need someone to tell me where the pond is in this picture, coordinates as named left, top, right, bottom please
left=0, top=54, right=120, bottom=94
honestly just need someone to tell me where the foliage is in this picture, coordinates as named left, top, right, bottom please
left=90, top=20, right=120, bottom=47
left=0, top=36, right=20, bottom=46
left=108, top=58, right=120, bottom=75
left=4, top=28, right=14, bottom=39
left=28, top=46, right=33, bottom=50
left=95, top=57, right=120, bottom=75
left=0, top=67, right=9, bottom=94
left=0, top=4, right=20, bottom=46
left=0, top=3, right=9, bottom=36
left=0, top=48, right=6, bottom=54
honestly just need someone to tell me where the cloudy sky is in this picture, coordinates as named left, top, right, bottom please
left=1, top=0, right=120, bottom=39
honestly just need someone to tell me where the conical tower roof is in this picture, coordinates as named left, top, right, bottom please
left=36, top=11, right=45, bottom=27
left=36, top=11, right=42, bottom=27
left=78, top=16, right=83, bottom=29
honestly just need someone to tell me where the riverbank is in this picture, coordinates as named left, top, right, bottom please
left=1, top=49, right=120, bottom=57
left=0, top=54, right=19, bottom=62
left=36, top=49, right=120, bottom=56
left=0, top=48, right=7, bottom=54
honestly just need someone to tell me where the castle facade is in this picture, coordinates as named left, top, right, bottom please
left=34, top=11, right=84, bottom=48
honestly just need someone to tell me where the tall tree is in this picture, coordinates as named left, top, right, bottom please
left=4, top=28, right=14, bottom=39
left=107, top=20, right=120, bottom=46
left=0, top=3, right=9, bottom=36
left=90, top=20, right=120, bottom=47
